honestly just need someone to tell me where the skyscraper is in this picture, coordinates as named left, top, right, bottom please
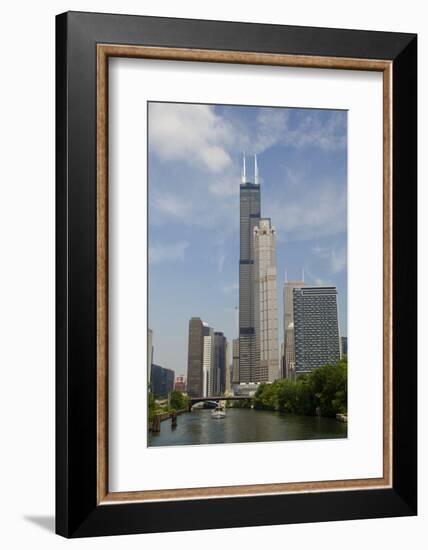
left=239, top=154, right=261, bottom=383
left=202, top=324, right=214, bottom=397
left=150, top=364, right=175, bottom=397
left=147, top=328, right=153, bottom=384
left=340, top=336, right=348, bottom=357
left=293, top=286, right=341, bottom=374
left=174, top=376, right=187, bottom=392
left=214, top=331, right=227, bottom=394
left=187, top=317, right=205, bottom=396
left=225, top=340, right=232, bottom=394
left=283, top=280, right=307, bottom=379
left=232, top=338, right=240, bottom=384
left=254, top=218, right=279, bottom=382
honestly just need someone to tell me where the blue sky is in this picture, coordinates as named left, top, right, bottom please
left=148, top=102, right=347, bottom=377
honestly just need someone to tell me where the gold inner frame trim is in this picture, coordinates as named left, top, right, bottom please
left=96, top=44, right=393, bottom=505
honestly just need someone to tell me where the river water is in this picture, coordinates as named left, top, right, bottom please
left=148, top=408, right=347, bottom=447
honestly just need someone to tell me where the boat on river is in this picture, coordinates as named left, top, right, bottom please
left=211, top=404, right=226, bottom=419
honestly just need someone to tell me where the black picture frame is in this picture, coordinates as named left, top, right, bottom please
left=56, top=11, right=417, bottom=538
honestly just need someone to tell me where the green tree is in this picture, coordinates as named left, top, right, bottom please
left=148, top=391, right=156, bottom=421
left=169, top=390, right=188, bottom=411
left=254, top=381, right=279, bottom=410
left=311, top=360, right=347, bottom=416
left=276, top=379, right=296, bottom=412
left=253, top=357, right=347, bottom=417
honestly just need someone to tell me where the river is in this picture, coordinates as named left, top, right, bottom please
left=148, top=408, right=347, bottom=447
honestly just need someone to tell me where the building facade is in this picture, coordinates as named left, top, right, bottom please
left=340, top=336, right=348, bottom=358
left=214, top=331, right=227, bottom=395
left=147, top=328, right=153, bottom=384
left=254, top=218, right=279, bottom=382
left=150, top=364, right=175, bottom=397
left=202, top=324, right=215, bottom=397
left=232, top=338, right=240, bottom=384
left=186, top=317, right=205, bottom=397
left=283, top=280, right=307, bottom=379
left=293, top=286, right=341, bottom=374
left=239, top=155, right=261, bottom=383
left=225, top=340, right=232, bottom=395
left=174, top=376, right=186, bottom=392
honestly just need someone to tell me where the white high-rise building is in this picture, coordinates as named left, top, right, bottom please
left=254, top=218, right=279, bottom=382
left=225, top=340, right=232, bottom=395
left=202, top=324, right=215, bottom=397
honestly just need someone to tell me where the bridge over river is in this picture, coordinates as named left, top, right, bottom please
left=188, top=396, right=251, bottom=410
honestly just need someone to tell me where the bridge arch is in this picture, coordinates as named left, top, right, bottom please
left=188, top=396, right=252, bottom=411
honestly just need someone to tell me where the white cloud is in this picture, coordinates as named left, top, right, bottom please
left=284, top=110, right=347, bottom=151
left=151, top=189, right=238, bottom=237
left=226, top=107, right=346, bottom=155
left=270, top=179, right=347, bottom=241
left=149, top=104, right=347, bottom=241
left=256, top=108, right=288, bottom=152
left=149, top=241, right=189, bottom=264
left=208, top=177, right=239, bottom=197
left=331, top=248, right=347, bottom=273
left=149, top=103, right=233, bottom=172
left=312, top=245, right=347, bottom=274
left=303, top=267, right=334, bottom=287
left=149, top=104, right=346, bottom=180
left=152, top=192, right=191, bottom=222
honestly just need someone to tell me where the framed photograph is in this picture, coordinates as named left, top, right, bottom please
left=56, top=11, right=417, bottom=537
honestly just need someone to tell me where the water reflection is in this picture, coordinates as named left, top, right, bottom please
left=148, top=408, right=347, bottom=447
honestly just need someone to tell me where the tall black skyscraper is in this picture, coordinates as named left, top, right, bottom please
left=239, top=154, right=261, bottom=383
left=187, top=317, right=205, bottom=396
left=214, top=331, right=227, bottom=394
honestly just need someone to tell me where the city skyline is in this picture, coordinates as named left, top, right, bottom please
left=149, top=102, right=347, bottom=377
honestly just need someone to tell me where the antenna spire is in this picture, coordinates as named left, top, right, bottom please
left=241, top=152, right=246, bottom=184
left=254, top=154, right=259, bottom=185
left=285, top=268, right=288, bottom=282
